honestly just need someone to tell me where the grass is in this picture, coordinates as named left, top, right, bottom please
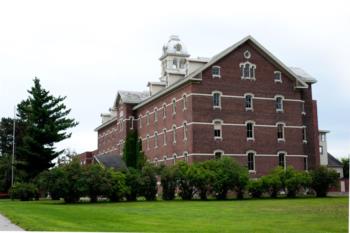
left=0, top=197, right=348, bottom=232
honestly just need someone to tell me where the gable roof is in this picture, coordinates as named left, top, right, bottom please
left=327, top=153, right=343, bottom=167
left=289, top=67, right=317, bottom=84
left=134, top=35, right=311, bottom=110
left=115, top=90, right=150, bottom=106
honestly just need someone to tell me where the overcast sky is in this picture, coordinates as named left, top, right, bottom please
left=0, top=0, right=349, bottom=159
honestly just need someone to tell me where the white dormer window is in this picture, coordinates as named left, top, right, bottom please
left=274, top=71, right=282, bottom=83
left=240, top=62, right=256, bottom=80
left=275, top=95, right=284, bottom=112
left=212, top=66, right=221, bottom=78
left=172, top=59, right=177, bottom=69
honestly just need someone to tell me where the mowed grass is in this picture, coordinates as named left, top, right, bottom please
left=0, top=197, right=348, bottom=232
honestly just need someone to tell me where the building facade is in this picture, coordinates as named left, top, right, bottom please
left=91, top=35, right=321, bottom=177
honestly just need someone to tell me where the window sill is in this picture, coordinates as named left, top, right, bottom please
left=301, top=112, right=306, bottom=115
left=213, top=106, right=221, bottom=110
left=212, top=75, right=221, bottom=78
left=214, top=137, right=223, bottom=141
left=303, top=140, right=308, bottom=144
left=276, top=109, right=284, bottom=113
left=245, top=108, right=254, bottom=112
left=274, top=80, right=282, bottom=83
left=278, top=138, right=285, bottom=143
left=241, top=77, right=256, bottom=81
left=247, top=138, right=255, bottom=142
left=249, top=170, right=256, bottom=174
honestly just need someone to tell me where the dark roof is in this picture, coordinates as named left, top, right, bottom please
left=327, top=153, right=342, bottom=167
left=94, top=154, right=127, bottom=170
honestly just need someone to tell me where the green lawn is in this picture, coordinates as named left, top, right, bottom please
left=0, top=197, right=348, bottom=232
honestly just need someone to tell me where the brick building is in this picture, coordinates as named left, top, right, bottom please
left=87, top=35, right=322, bottom=177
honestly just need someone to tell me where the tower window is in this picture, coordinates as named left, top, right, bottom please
left=247, top=152, right=255, bottom=171
left=274, top=71, right=282, bottom=82
left=212, top=66, right=221, bottom=78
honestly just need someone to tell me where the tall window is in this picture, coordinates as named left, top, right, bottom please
left=183, top=94, right=187, bottom=110
left=319, top=146, right=323, bottom=154
left=303, top=126, right=307, bottom=143
left=247, top=152, right=255, bottom=171
left=154, top=108, right=158, bottom=122
left=173, top=154, right=177, bottom=165
left=277, top=123, right=285, bottom=141
left=301, top=102, right=306, bottom=115
left=162, top=104, right=167, bottom=119
left=183, top=122, right=188, bottom=141
left=213, top=120, right=222, bottom=139
left=245, top=94, right=253, bottom=110
left=274, top=71, right=282, bottom=82
left=172, top=125, right=176, bottom=143
left=278, top=152, right=286, bottom=168
left=163, top=129, right=167, bottom=146
left=146, top=135, right=150, bottom=150
left=212, top=66, right=221, bottom=78
left=213, top=92, right=221, bottom=108
left=146, top=111, right=150, bottom=125
left=240, top=62, right=256, bottom=79
left=139, top=115, right=142, bottom=128
left=275, top=96, right=284, bottom=112
left=246, top=122, right=254, bottom=139
left=154, top=132, right=158, bottom=148
left=130, top=116, right=134, bottom=129
left=172, top=99, right=176, bottom=115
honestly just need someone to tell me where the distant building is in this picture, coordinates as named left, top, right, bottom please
left=80, top=35, right=323, bottom=177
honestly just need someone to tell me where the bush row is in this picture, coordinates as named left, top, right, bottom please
left=9, top=158, right=339, bottom=202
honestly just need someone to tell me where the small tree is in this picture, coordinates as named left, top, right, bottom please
left=106, top=169, right=127, bottom=202
left=123, top=131, right=146, bottom=170
left=161, top=165, right=177, bottom=200
left=83, top=164, right=110, bottom=203
left=261, top=174, right=282, bottom=198
left=125, top=168, right=142, bottom=201
left=192, top=162, right=214, bottom=200
left=234, top=166, right=249, bottom=199
left=248, top=179, right=264, bottom=198
left=310, top=166, right=339, bottom=197
left=174, top=161, right=196, bottom=200
left=341, top=158, right=349, bottom=179
left=9, top=182, right=38, bottom=201
left=140, top=163, right=158, bottom=201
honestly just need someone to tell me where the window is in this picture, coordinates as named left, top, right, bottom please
left=303, top=126, right=307, bottom=143
left=304, top=157, right=308, bottom=171
left=247, top=152, right=255, bottom=171
left=154, top=132, right=158, bottom=148
left=154, top=108, right=158, bottom=122
left=129, top=116, right=134, bottom=129
left=163, top=129, right=167, bottom=146
left=183, top=94, right=187, bottom=110
left=246, top=121, right=254, bottom=140
left=321, top=134, right=325, bottom=142
left=277, top=123, right=285, bottom=141
left=146, top=111, right=150, bottom=125
left=278, top=152, right=286, bottom=168
left=212, top=66, right=221, bottom=78
left=301, top=102, right=306, bottom=115
left=274, top=71, right=282, bottom=82
left=172, top=59, right=177, bottom=69
left=163, top=103, right=167, bottom=119
left=240, top=62, right=256, bottom=79
left=172, top=99, right=176, bottom=115
left=139, top=115, right=142, bottom=128
left=183, top=122, right=188, bottom=141
left=172, top=125, right=176, bottom=143
left=245, top=94, right=253, bottom=110
left=319, top=146, right=323, bottom=154
left=173, top=154, right=177, bottom=165
left=275, top=96, right=284, bottom=112
left=184, top=152, right=189, bottom=163
left=146, top=135, right=150, bottom=150
left=214, top=151, right=222, bottom=159
left=213, top=92, right=221, bottom=108
left=213, top=120, right=222, bottom=139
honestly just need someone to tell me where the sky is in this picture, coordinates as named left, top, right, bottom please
left=0, top=0, right=349, bottom=159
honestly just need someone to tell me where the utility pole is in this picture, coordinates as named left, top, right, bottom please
left=11, top=106, right=16, bottom=187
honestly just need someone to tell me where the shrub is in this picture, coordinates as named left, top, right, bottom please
left=140, top=163, right=158, bottom=201
left=35, top=168, right=66, bottom=200
left=192, top=162, right=214, bottom=200
left=234, top=166, right=249, bottom=199
left=285, top=169, right=311, bottom=198
left=106, top=169, right=127, bottom=202
left=83, top=164, right=110, bottom=203
left=310, top=166, right=339, bottom=197
left=174, top=161, right=196, bottom=200
left=9, top=183, right=38, bottom=201
left=125, top=168, right=142, bottom=201
left=248, top=179, right=264, bottom=198
left=261, top=174, right=282, bottom=198
left=161, top=165, right=177, bottom=200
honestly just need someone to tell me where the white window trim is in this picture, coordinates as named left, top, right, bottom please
left=244, top=93, right=254, bottom=111
left=146, top=111, right=150, bottom=125
left=182, top=94, right=187, bottom=111
left=301, top=102, right=306, bottom=115
left=163, top=128, right=167, bottom=146
left=212, top=65, right=221, bottom=78
left=163, top=103, right=167, bottom=119
left=276, top=122, right=286, bottom=142
left=212, top=91, right=222, bottom=109
left=239, top=61, right=256, bottom=80
left=303, top=126, right=307, bottom=144
left=213, top=119, right=223, bottom=140
left=184, top=151, right=189, bottom=163
left=183, top=121, right=188, bottom=141
left=154, top=108, right=158, bottom=122
left=172, top=98, right=176, bottom=116
left=172, top=124, right=177, bottom=144
left=246, top=150, right=256, bottom=173
left=245, top=120, right=255, bottom=141
left=275, top=95, right=284, bottom=112
left=154, top=131, right=158, bottom=148
left=213, top=149, right=224, bottom=159
left=277, top=151, right=287, bottom=170
left=244, top=50, right=251, bottom=59
left=146, top=134, right=150, bottom=150
left=274, top=71, right=282, bottom=83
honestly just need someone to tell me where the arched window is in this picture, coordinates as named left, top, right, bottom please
left=240, top=62, right=256, bottom=79
left=278, top=152, right=286, bottom=168
left=163, top=103, right=167, bottom=119
left=154, top=132, right=158, bottom=148
left=172, top=99, right=176, bottom=115
left=246, top=121, right=254, bottom=140
left=146, top=134, right=150, bottom=150
left=275, top=96, right=284, bottom=112
left=212, top=91, right=221, bottom=108
left=139, top=115, right=142, bottom=128
left=247, top=151, right=255, bottom=171
left=172, top=125, right=177, bottom=144
left=154, top=108, right=158, bottom=122
left=213, top=120, right=222, bottom=139
left=146, top=111, right=150, bottom=125
left=214, top=150, right=223, bottom=159
left=277, top=123, right=285, bottom=141
left=183, top=122, right=188, bottom=141
left=173, top=154, right=177, bottom=165
left=244, top=94, right=253, bottom=110
left=183, top=94, right=187, bottom=110
left=184, top=151, right=189, bottom=163
left=163, top=128, right=167, bottom=146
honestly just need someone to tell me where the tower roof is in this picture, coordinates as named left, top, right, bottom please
left=160, top=35, right=190, bottom=59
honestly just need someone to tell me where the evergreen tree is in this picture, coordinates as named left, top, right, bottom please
left=123, top=130, right=146, bottom=169
left=16, top=78, right=78, bottom=180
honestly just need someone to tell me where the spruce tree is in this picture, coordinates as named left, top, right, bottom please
left=16, top=78, right=78, bottom=180
left=123, top=130, right=145, bottom=169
